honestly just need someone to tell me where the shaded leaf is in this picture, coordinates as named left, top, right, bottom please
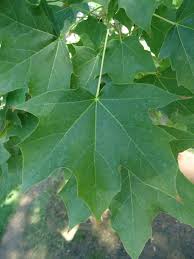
left=0, top=138, right=10, bottom=166
left=138, top=67, right=189, bottom=94
left=144, top=5, right=176, bottom=55
left=6, top=89, right=27, bottom=106
left=46, top=0, right=89, bottom=34
left=26, top=0, right=41, bottom=6
left=0, top=148, right=22, bottom=202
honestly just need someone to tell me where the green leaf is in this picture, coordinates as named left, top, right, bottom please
left=104, top=37, right=156, bottom=84
left=0, top=109, right=36, bottom=203
left=114, top=9, right=132, bottom=30
left=110, top=167, right=194, bottom=259
left=6, top=89, right=27, bottom=106
left=0, top=0, right=72, bottom=96
left=6, top=112, right=39, bottom=144
left=138, top=68, right=194, bottom=131
left=2, top=1, right=194, bottom=257
left=46, top=0, right=89, bottom=34
left=90, top=0, right=110, bottom=9
left=17, top=84, right=177, bottom=218
left=0, top=148, right=22, bottom=202
left=176, top=169, right=194, bottom=208
left=144, top=5, right=176, bottom=55
left=163, top=126, right=194, bottom=155
left=0, top=138, right=10, bottom=166
left=138, top=67, right=189, bottom=94
left=118, top=0, right=159, bottom=31
left=0, top=112, right=38, bottom=204
left=60, top=175, right=90, bottom=228
left=26, top=0, right=41, bottom=6
left=71, top=16, right=107, bottom=93
left=107, top=0, right=132, bottom=30
left=160, top=0, right=194, bottom=92
left=72, top=46, right=100, bottom=94
left=0, top=109, right=6, bottom=132
left=74, top=16, right=106, bottom=49
left=158, top=0, right=182, bottom=8
left=161, top=95, right=194, bottom=132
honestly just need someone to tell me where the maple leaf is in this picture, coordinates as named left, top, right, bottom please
left=110, top=167, right=194, bottom=259
left=118, top=0, right=159, bottom=31
left=0, top=0, right=72, bottom=96
left=17, top=84, right=177, bottom=218
left=160, top=0, right=194, bottom=92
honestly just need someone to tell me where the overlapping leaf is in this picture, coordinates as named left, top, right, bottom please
left=110, top=167, right=194, bottom=259
left=72, top=46, right=100, bottom=93
left=26, top=0, right=41, bottom=6
left=0, top=107, right=10, bottom=176
left=104, top=37, right=156, bottom=84
left=0, top=0, right=72, bottom=96
left=138, top=67, right=192, bottom=95
left=0, top=94, right=37, bottom=202
left=144, top=5, right=176, bottom=55
left=160, top=0, right=194, bottom=92
left=74, top=16, right=106, bottom=49
left=72, top=16, right=105, bottom=93
left=90, top=0, right=110, bottom=9
left=139, top=68, right=194, bottom=131
left=0, top=149, right=22, bottom=202
left=46, top=0, right=89, bottom=34
left=165, top=126, right=194, bottom=153
left=118, top=0, right=159, bottom=31
left=0, top=138, right=10, bottom=166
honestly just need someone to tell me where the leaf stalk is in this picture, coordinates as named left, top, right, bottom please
left=153, top=14, right=176, bottom=26
left=96, top=28, right=110, bottom=98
